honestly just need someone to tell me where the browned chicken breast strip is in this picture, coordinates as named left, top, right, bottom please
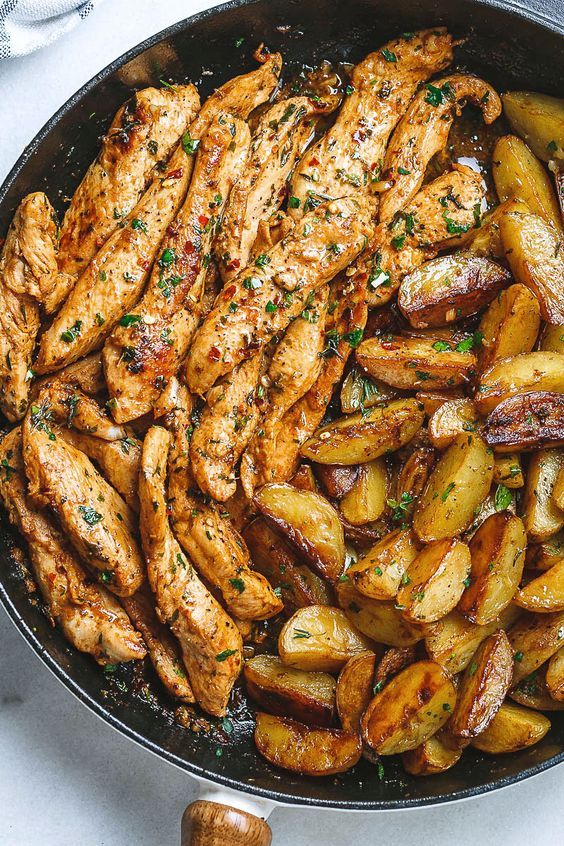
left=32, top=352, right=106, bottom=400
left=0, top=428, right=146, bottom=665
left=140, top=425, right=243, bottom=716
left=289, top=29, right=453, bottom=216
left=22, top=398, right=145, bottom=597
left=185, top=194, right=376, bottom=394
left=36, top=52, right=281, bottom=375
left=103, top=115, right=251, bottom=423
left=57, top=84, right=201, bottom=281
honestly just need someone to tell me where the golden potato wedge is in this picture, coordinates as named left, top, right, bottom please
left=315, top=464, right=359, bottom=499
left=471, top=702, right=551, bottom=753
left=415, top=389, right=465, bottom=417
left=361, top=660, right=457, bottom=755
left=429, top=399, right=478, bottom=449
left=492, top=135, right=561, bottom=230
left=402, top=733, right=462, bottom=775
left=459, top=512, right=527, bottom=625
left=374, top=646, right=417, bottom=685
left=507, top=610, right=564, bottom=685
left=244, top=655, right=336, bottom=727
left=300, top=399, right=425, bottom=465
left=461, top=198, right=529, bottom=258
left=340, top=459, right=388, bottom=526
left=254, top=712, right=361, bottom=775
left=546, top=647, right=564, bottom=701
left=503, top=91, right=564, bottom=164
left=425, top=605, right=520, bottom=675
left=500, top=211, right=564, bottom=323
left=522, top=449, right=564, bottom=541
left=553, top=465, right=564, bottom=511
left=340, top=365, right=398, bottom=414
left=356, top=335, right=477, bottom=391
left=346, top=528, right=419, bottom=600
left=395, top=447, right=435, bottom=508
left=397, top=538, right=471, bottom=624
left=475, top=352, right=564, bottom=414
left=515, top=558, right=564, bottom=613
left=478, top=283, right=541, bottom=372
left=397, top=254, right=510, bottom=329
left=448, top=630, right=513, bottom=743
left=510, top=667, right=564, bottom=710
left=254, top=483, right=345, bottom=581
left=413, top=434, right=494, bottom=543
left=483, top=391, right=564, bottom=452
left=493, top=454, right=524, bottom=488
left=290, top=464, right=318, bottom=493
left=540, top=323, right=564, bottom=354
left=279, top=605, right=373, bottom=672
left=336, top=579, right=422, bottom=647
left=336, top=652, right=377, bottom=733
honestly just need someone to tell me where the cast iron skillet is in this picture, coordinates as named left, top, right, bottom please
left=0, top=0, right=563, bottom=842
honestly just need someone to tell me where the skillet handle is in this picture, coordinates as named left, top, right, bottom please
left=181, top=800, right=272, bottom=846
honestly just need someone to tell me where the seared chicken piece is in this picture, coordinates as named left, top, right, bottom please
left=0, top=429, right=146, bottom=665
left=32, top=352, right=106, bottom=399
left=22, top=399, right=144, bottom=597
left=140, top=425, right=242, bottom=716
left=121, top=586, right=195, bottom=701
left=251, top=210, right=294, bottom=258
left=216, top=96, right=325, bottom=283
left=185, top=194, right=375, bottom=394
left=41, top=381, right=127, bottom=440
left=161, top=379, right=282, bottom=620
left=58, top=84, right=201, bottom=280
left=240, top=286, right=329, bottom=497
left=103, top=115, right=251, bottom=422
left=379, top=74, right=501, bottom=224
left=36, top=51, right=281, bottom=374
left=289, top=29, right=453, bottom=216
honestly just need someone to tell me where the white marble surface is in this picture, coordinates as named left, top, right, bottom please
left=0, top=1, right=562, bottom=843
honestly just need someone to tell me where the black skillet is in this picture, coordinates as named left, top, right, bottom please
left=0, top=1, right=563, bottom=843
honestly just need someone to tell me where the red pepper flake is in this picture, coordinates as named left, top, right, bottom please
left=137, top=259, right=150, bottom=271
left=198, top=214, right=210, bottom=227
left=227, top=258, right=241, bottom=271
left=184, top=241, right=195, bottom=255
left=309, top=156, right=320, bottom=166
left=353, top=130, right=366, bottom=143
left=380, top=340, right=399, bottom=350
left=166, top=168, right=183, bottom=180
left=209, top=346, right=221, bottom=361
left=166, top=223, right=179, bottom=239
left=223, top=284, right=237, bottom=299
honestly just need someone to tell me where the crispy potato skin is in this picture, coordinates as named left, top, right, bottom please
left=502, top=91, right=564, bottom=164
left=483, top=391, right=564, bottom=451
left=471, top=702, right=551, bottom=753
left=346, top=528, right=419, bottom=600
left=402, top=733, right=461, bottom=775
left=339, top=458, right=388, bottom=526
left=316, top=464, right=360, bottom=499
left=425, top=606, right=520, bottom=675
left=336, top=652, right=378, bottom=733
left=522, top=448, right=564, bottom=541
left=478, top=283, right=541, bottom=372
left=508, top=611, right=564, bottom=686
left=515, top=558, right=564, bottom=613
left=397, top=538, right=471, bottom=624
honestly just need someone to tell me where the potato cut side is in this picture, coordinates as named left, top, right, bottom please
left=471, top=702, right=551, bottom=753
left=522, top=449, right=564, bottom=541
left=315, top=464, right=359, bottom=499
left=478, top=283, right=541, bottom=372
left=507, top=610, right=564, bottom=685
left=336, top=652, right=377, bottom=733
left=493, top=453, right=524, bottom=488
left=525, top=531, right=564, bottom=571
left=346, top=528, right=419, bottom=600
left=340, top=365, right=398, bottom=414
left=540, top=323, right=564, bottom=354
left=515, top=558, right=564, bottom=613
left=483, top=392, right=564, bottom=452
left=397, top=538, right=471, bottom=624
left=278, top=605, right=373, bottom=672
left=429, top=398, right=479, bottom=449
left=461, top=198, right=529, bottom=258
left=290, top=464, right=318, bottom=493
left=340, top=458, right=388, bottom=525
left=502, top=91, right=564, bottom=164
left=546, top=647, right=564, bottom=701
left=510, top=668, right=564, bottom=711
left=336, top=580, right=422, bottom=647
left=475, top=352, right=564, bottom=415
left=396, top=447, right=435, bottom=508
left=402, top=733, right=462, bottom=775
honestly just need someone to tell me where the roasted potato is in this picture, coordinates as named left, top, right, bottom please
left=515, top=558, right=564, bottom=613
left=416, top=389, right=465, bottom=416
left=525, top=531, right=564, bottom=571
left=340, top=365, right=398, bottom=414
left=254, top=712, right=361, bottom=775
left=300, top=399, right=425, bottom=465
left=279, top=605, right=373, bottom=672
left=290, top=464, right=318, bottom=492
left=395, top=446, right=435, bottom=507
left=315, top=464, right=359, bottom=499
left=397, top=254, right=510, bottom=328
left=477, top=283, right=541, bottom=372
left=428, top=399, right=478, bottom=449
left=475, top=352, right=564, bottom=415
left=340, top=459, right=388, bottom=525
left=483, top=391, right=564, bottom=452
left=461, top=198, right=528, bottom=258
left=546, top=647, right=564, bottom=701
left=471, top=702, right=551, bottom=753
left=522, top=449, right=564, bottom=541
left=493, top=453, right=524, bottom=488
left=540, top=323, right=564, bottom=354
left=244, top=655, right=336, bottom=727
left=503, top=91, right=564, bottom=164
left=397, top=538, right=471, bottom=624
left=507, top=610, right=564, bottom=685
left=402, top=733, right=462, bottom=775
left=374, top=646, right=417, bottom=685
left=553, top=465, right=564, bottom=511
left=346, top=528, right=419, bottom=600
left=336, top=651, right=377, bottom=733
left=459, top=512, right=527, bottom=625
left=413, top=434, right=494, bottom=542
left=336, top=579, right=422, bottom=647
left=500, top=211, right=564, bottom=323
left=510, top=667, right=564, bottom=710
left=361, top=660, right=457, bottom=755
left=254, top=483, right=345, bottom=581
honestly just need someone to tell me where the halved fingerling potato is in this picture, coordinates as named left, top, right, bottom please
left=502, top=91, right=564, bottom=164
left=254, top=712, right=361, bottom=775
left=510, top=667, right=564, bottom=710
left=279, top=605, right=373, bottom=672
left=546, top=647, right=564, bottom=701
left=522, top=449, right=564, bottom=541
left=416, top=389, right=465, bottom=417
left=340, top=459, right=388, bottom=526
left=461, top=198, right=529, bottom=258
left=500, top=211, right=564, bottom=323
left=429, top=399, right=479, bottom=449
left=540, top=323, right=564, bottom=353
left=507, top=610, right=564, bottom=685
left=374, top=646, right=417, bottom=685
left=356, top=335, right=477, bottom=391
left=254, top=483, right=345, bottom=581
left=447, top=630, right=514, bottom=743
left=493, top=135, right=562, bottom=231
left=336, top=580, right=422, bottom=647
left=290, top=464, right=318, bottom=493
left=336, top=651, right=377, bottom=733
left=471, top=701, right=551, bottom=753
left=397, top=538, right=471, bottom=624
left=553, top=465, right=564, bottom=511
left=397, top=254, right=510, bottom=329
left=244, top=655, right=336, bottom=727
left=493, top=453, right=524, bottom=488
left=361, top=660, right=457, bottom=755
left=478, top=283, right=541, bottom=372
left=475, top=351, right=564, bottom=414
left=459, top=512, right=527, bottom=625
left=315, top=464, right=359, bottom=499
left=300, top=399, right=425, bottom=465
left=525, top=531, right=564, bottom=571
left=346, top=528, right=419, bottom=600
left=483, top=391, right=564, bottom=451
left=340, top=365, right=398, bottom=414
left=413, top=434, right=494, bottom=542
left=515, top=558, right=564, bottom=612
left=402, top=733, right=462, bottom=775
left=396, top=447, right=435, bottom=506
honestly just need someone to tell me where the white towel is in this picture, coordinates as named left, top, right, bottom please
left=0, top=0, right=103, bottom=59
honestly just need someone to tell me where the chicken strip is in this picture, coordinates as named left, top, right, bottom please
left=161, top=379, right=282, bottom=620
left=240, top=286, right=329, bottom=497
left=251, top=210, right=294, bottom=258
left=22, top=398, right=144, bottom=597
left=140, top=425, right=242, bottom=716
left=216, top=96, right=326, bottom=283
left=36, top=51, right=281, bottom=374
left=103, top=115, right=251, bottom=423
left=289, top=29, right=453, bottom=216
left=378, top=73, right=501, bottom=224
left=58, top=84, right=200, bottom=280
left=185, top=194, right=375, bottom=394
left=32, top=352, right=106, bottom=400
left=121, top=586, right=195, bottom=701
left=0, top=429, right=146, bottom=665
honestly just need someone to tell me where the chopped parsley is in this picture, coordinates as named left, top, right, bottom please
left=215, top=649, right=238, bottom=662
left=182, top=130, right=200, bottom=155
left=119, top=314, right=142, bottom=327
left=494, top=484, right=512, bottom=511
left=78, top=505, right=103, bottom=525
left=60, top=320, right=82, bottom=343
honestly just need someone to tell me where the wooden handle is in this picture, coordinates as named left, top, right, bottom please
left=181, top=799, right=272, bottom=846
